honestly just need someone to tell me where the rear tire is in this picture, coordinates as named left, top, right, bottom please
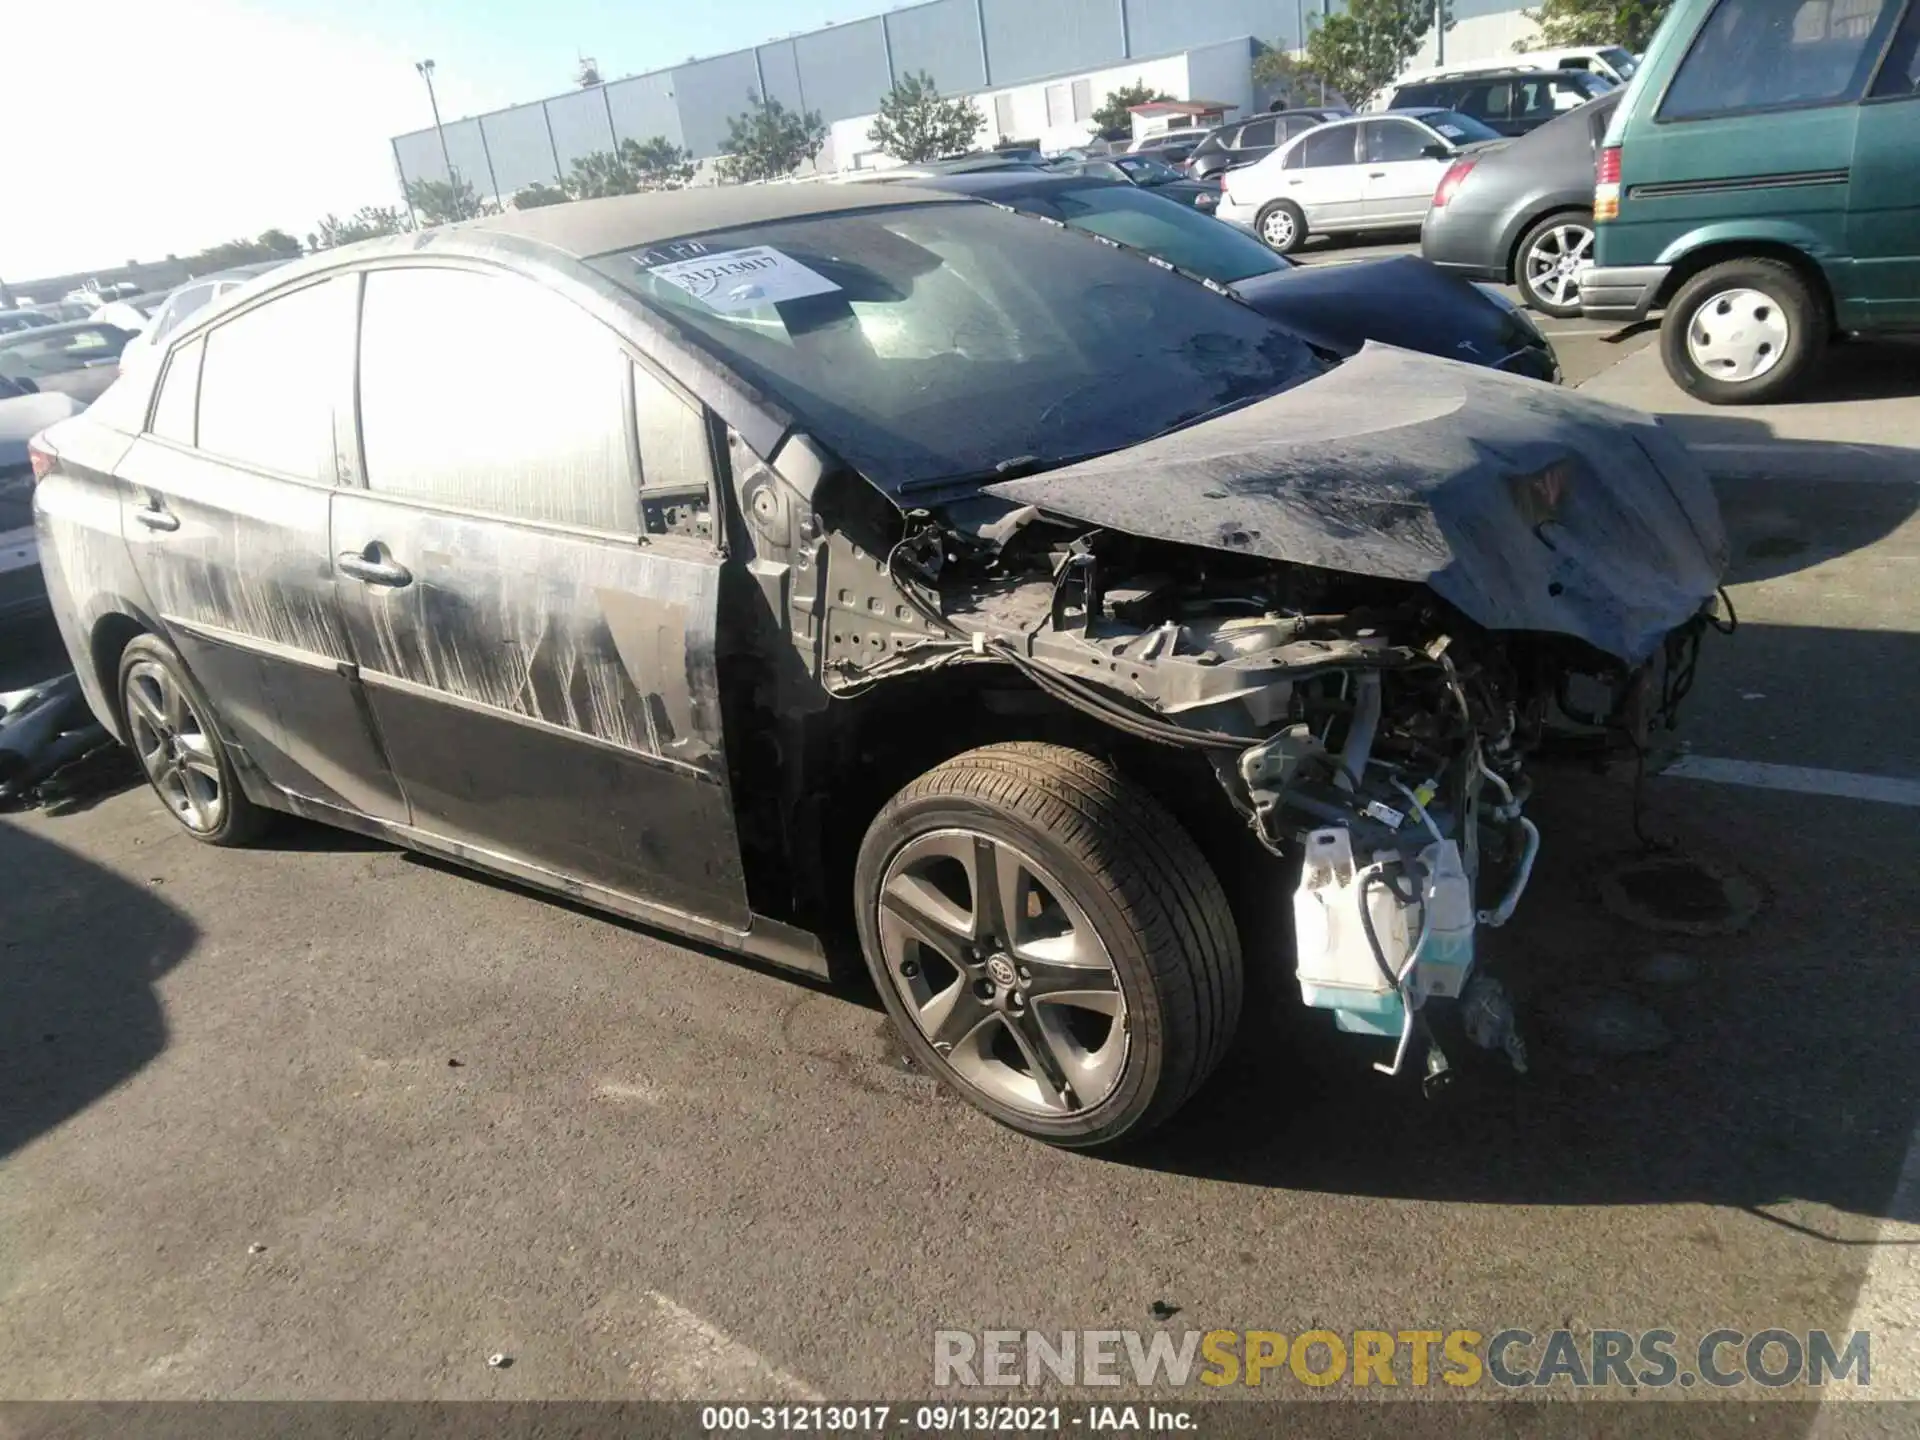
left=1513, top=210, right=1594, bottom=319
left=1660, top=257, right=1826, bottom=404
left=1257, top=199, right=1307, bottom=255
left=118, top=633, right=268, bottom=847
left=854, top=743, right=1242, bottom=1148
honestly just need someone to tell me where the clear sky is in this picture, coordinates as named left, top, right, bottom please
left=0, top=0, right=875, bottom=284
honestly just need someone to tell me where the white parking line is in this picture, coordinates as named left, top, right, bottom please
left=625, top=1291, right=825, bottom=1400
left=1661, top=756, right=1920, bottom=808
left=1816, top=1123, right=1920, bottom=1410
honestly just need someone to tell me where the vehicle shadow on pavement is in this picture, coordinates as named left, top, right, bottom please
left=0, top=820, right=199, bottom=1160
left=1785, top=338, right=1920, bottom=405
left=1708, top=468, right=1919, bottom=587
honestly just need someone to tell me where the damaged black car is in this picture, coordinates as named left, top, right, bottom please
left=31, top=186, right=1728, bottom=1147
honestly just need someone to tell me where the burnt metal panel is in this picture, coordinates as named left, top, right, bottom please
left=1124, top=0, right=1292, bottom=57
left=885, top=0, right=987, bottom=94
left=605, top=71, right=685, bottom=149
left=671, top=49, right=765, bottom=158
left=794, top=18, right=895, bottom=122
left=981, top=0, right=1123, bottom=87
left=331, top=492, right=751, bottom=926
left=483, top=103, right=563, bottom=196
left=545, top=87, right=616, bottom=176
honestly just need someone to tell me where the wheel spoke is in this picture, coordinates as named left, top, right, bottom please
left=161, top=674, right=188, bottom=731
left=1003, top=1007, right=1077, bottom=1112
left=924, top=982, right=996, bottom=1053
left=127, top=682, right=168, bottom=735
left=1023, top=946, right=1122, bottom=1010
left=879, top=874, right=973, bottom=969
left=970, top=836, right=1020, bottom=946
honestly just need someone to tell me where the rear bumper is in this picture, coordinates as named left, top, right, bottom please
left=1578, top=263, right=1669, bottom=322
left=1418, top=208, right=1506, bottom=281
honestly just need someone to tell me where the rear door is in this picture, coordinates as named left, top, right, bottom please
left=1359, top=117, right=1456, bottom=222
left=1284, top=124, right=1368, bottom=226
left=332, top=262, right=751, bottom=927
left=117, top=275, right=409, bottom=821
left=1850, top=0, right=1920, bottom=323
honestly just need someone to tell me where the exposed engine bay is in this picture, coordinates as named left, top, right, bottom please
left=733, top=346, right=1728, bottom=1084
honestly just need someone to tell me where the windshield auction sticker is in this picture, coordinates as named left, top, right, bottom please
left=644, top=246, right=840, bottom=313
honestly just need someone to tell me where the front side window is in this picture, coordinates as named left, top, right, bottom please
left=1365, top=119, right=1435, bottom=161
left=1870, top=0, right=1920, bottom=93
left=1237, top=118, right=1279, bottom=148
left=595, top=203, right=1313, bottom=492
left=192, top=277, right=355, bottom=482
left=1660, top=0, right=1897, bottom=117
left=1298, top=125, right=1359, bottom=167
left=149, top=337, right=203, bottom=445
left=358, top=266, right=635, bottom=533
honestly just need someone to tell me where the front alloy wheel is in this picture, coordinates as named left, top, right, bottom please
left=855, top=743, right=1242, bottom=1148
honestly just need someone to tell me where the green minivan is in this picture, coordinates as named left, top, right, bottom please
left=1579, top=0, right=1920, bottom=402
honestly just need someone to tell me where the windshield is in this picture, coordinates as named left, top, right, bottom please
left=1601, top=47, right=1637, bottom=77
left=596, top=203, right=1316, bottom=491
left=1421, top=109, right=1503, bottom=143
left=1045, top=184, right=1289, bottom=284
left=1114, top=156, right=1184, bottom=184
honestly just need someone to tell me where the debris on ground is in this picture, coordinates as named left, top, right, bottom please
left=1596, top=851, right=1763, bottom=936
left=1148, top=1300, right=1180, bottom=1321
left=248, top=1243, right=267, bottom=1255
left=0, top=672, right=132, bottom=812
left=487, top=1353, right=512, bottom=1369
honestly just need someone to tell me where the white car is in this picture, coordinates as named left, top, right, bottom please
left=1368, top=47, right=1640, bottom=108
left=1214, top=109, right=1503, bottom=254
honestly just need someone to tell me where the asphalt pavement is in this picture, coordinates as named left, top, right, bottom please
left=2, top=252, right=1915, bottom=1426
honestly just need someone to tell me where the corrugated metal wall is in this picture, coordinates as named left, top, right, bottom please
left=793, top=17, right=893, bottom=122
left=981, top=0, right=1123, bottom=87
left=544, top=88, right=614, bottom=176
left=605, top=72, right=683, bottom=148
left=483, top=103, right=561, bottom=196
left=755, top=39, right=808, bottom=116
left=1124, top=0, right=1297, bottom=57
left=670, top=50, right=764, bottom=158
left=884, top=0, right=987, bottom=94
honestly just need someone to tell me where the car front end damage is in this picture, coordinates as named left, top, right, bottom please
left=800, top=345, right=1729, bottom=1081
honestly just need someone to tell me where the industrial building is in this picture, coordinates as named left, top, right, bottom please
left=389, top=0, right=1540, bottom=199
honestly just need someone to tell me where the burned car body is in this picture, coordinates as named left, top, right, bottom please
left=31, top=186, right=1725, bottom=1147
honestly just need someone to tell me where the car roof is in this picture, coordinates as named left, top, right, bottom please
left=456, top=183, right=972, bottom=260
left=1401, top=67, right=1595, bottom=84
left=919, top=171, right=1130, bottom=199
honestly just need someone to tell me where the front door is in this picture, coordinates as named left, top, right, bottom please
left=1850, top=0, right=1920, bottom=325
left=1358, top=118, right=1453, bottom=225
left=120, top=276, right=408, bottom=822
left=333, top=262, right=750, bottom=928
left=1288, top=125, right=1368, bottom=228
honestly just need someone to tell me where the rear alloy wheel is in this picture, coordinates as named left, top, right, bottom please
left=119, top=634, right=266, bottom=846
left=1257, top=199, right=1307, bottom=255
left=1514, top=211, right=1594, bottom=318
left=855, top=743, right=1242, bottom=1148
left=1660, top=257, right=1826, bottom=404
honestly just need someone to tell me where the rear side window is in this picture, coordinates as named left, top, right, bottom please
left=1871, top=0, right=1920, bottom=93
left=1393, top=83, right=1445, bottom=106
left=1660, top=0, right=1899, bottom=118
left=1298, top=125, right=1359, bottom=167
left=1364, top=118, right=1435, bottom=161
left=150, top=337, right=203, bottom=445
left=358, top=266, right=636, bottom=534
left=196, top=277, right=355, bottom=482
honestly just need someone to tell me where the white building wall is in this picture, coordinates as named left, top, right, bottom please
left=825, top=49, right=1211, bottom=172
left=1408, top=10, right=1543, bottom=71
left=1181, top=38, right=1258, bottom=124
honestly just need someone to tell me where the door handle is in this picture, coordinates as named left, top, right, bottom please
left=336, top=546, right=412, bottom=588
left=134, top=503, right=179, bottom=533
left=1368, top=170, right=1387, bottom=178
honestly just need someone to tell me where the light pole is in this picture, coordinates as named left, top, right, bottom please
left=416, top=59, right=454, bottom=186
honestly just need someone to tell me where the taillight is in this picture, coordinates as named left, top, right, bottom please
left=28, top=439, right=56, bottom=482
left=1595, top=145, right=1621, bottom=221
left=1432, top=157, right=1478, bottom=208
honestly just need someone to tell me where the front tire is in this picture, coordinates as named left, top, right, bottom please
left=1513, top=210, right=1594, bottom=318
left=119, top=634, right=267, bottom=846
left=1660, top=257, right=1826, bottom=404
left=854, top=743, right=1242, bottom=1148
left=1257, top=199, right=1307, bottom=255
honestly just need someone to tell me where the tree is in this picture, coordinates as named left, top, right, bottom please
left=405, top=171, right=492, bottom=224
left=307, top=206, right=409, bottom=250
left=868, top=71, right=982, bottom=162
left=715, top=92, right=826, bottom=184
left=512, top=181, right=572, bottom=209
left=1090, top=80, right=1175, bottom=138
left=1520, top=0, right=1668, bottom=50
left=1252, top=48, right=1332, bottom=106
left=565, top=135, right=695, bottom=198
left=1300, top=0, right=1453, bottom=108
left=188, top=229, right=306, bottom=270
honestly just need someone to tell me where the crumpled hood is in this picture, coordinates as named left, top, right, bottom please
left=986, top=343, right=1727, bottom=664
